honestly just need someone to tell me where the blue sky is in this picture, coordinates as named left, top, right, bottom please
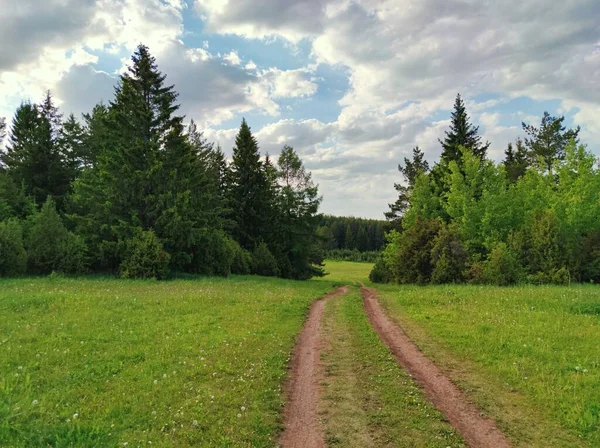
left=1, top=0, right=599, bottom=218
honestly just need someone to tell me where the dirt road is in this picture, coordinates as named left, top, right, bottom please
left=362, top=286, right=511, bottom=448
left=280, top=286, right=349, bottom=448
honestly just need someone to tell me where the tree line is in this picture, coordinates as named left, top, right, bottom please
left=0, top=45, right=324, bottom=280
left=373, top=94, right=599, bottom=285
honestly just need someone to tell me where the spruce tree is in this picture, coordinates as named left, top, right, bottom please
left=503, top=138, right=528, bottom=183
left=60, top=113, right=86, bottom=177
left=522, top=112, right=580, bottom=175
left=1, top=98, right=70, bottom=208
left=276, top=145, right=324, bottom=279
left=386, top=146, right=429, bottom=223
left=439, top=94, right=490, bottom=164
left=226, top=119, right=272, bottom=250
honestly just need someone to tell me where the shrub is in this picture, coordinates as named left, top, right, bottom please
left=430, top=224, right=468, bottom=284
left=120, top=230, right=170, bottom=279
left=482, top=242, right=523, bottom=285
left=191, top=229, right=234, bottom=276
left=395, top=217, right=441, bottom=284
left=26, top=197, right=88, bottom=275
left=229, top=239, right=252, bottom=275
left=0, top=219, right=27, bottom=276
left=252, top=242, right=279, bottom=277
left=369, top=257, right=392, bottom=283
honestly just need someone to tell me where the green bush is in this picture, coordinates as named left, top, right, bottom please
left=229, top=239, right=252, bottom=275
left=26, top=197, right=88, bottom=275
left=120, top=230, right=170, bottom=279
left=430, top=224, right=468, bottom=284
left=0, top=219, right=27, bottom=276
left=252, top=242, right=280, bottom=277
left=369, top=257, right=392, bottom=283
left=191, top=229, right=234, bottom=276
left=482, top=242, right=523, bottom=285
left=394, top=217, right=441, bottom=284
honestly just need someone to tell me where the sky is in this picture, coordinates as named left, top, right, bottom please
left=1, top=0, right=599, bottom=219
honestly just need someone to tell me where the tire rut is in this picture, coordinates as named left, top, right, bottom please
left=280, top=286, right=349, bottom=448
left=361, top=286, right=511, bottom=448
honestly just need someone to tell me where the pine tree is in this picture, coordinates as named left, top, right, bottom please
left=522, top=112, right=580, bottom=175
left=73, top=44, right=221, bottom=273
left=276, top=145, right=324, bottom=279
left=503, top=138, right=528, bottom=183
left=439, top=94, right=490, bottom=164
left=226, top=119, right=272, bottom=250
left=1, top=98, right=70, bottom=208
left=60, top=113, right=86, bottom=177
left=345, top=224, right=355, bottom=249
left=386, top=146, right=429, bottom=223
left=81, top=103, right=110, bottom=168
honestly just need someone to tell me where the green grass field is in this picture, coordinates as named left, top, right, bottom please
left=376, top=284, right=600, bottom=447
left=0, top=276, right=334, bottom=447
left=2, top=262, right=598, bottom=447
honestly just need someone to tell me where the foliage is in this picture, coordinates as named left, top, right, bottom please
left=325, top=248, right=380, bottom=263
left=26, top=197, right=88, bottom=274
left=252, top=241, right=280, bottom=277
left=319, top=215, right=387, bottom=252
left=229, top=239, right=253, bottom=275
left=120, top=229, right=170, bottom=279
left=0, top=219, right=27, bottom=276
left=376, top=94, right=600, bottom=286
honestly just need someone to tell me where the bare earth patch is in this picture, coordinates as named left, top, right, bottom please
left=280, top=286, right=349, bottom=448
left=362, top=287, right=511, bottom=448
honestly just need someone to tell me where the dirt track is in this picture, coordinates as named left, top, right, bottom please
left=361, top=286, right=511, bottom=448
left=279, top=286, right=349, bottom=448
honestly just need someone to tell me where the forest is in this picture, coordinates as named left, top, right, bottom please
left=0, top=45, right=324, bottom=280
left=372, top=94, right=600, bottom=285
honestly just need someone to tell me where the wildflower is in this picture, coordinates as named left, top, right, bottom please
left=73, top=413, right=79, bottom=419
left=154, top=379, right=158, bottom=384
left=241, top=406, right=246, bottom=412
left=163, top=373, right=167, bottom=378
left=237, top=413, right=241, bottom=418
left=193, top=420, right=198, bottom=426
left=32, top=399, right=38, bottom=406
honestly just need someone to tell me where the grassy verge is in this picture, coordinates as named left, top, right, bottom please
left=0, top=275, right=335, bottom=447
left=375, top=284, right=600, bottom=447
left=319, top=260, right=373, bottom=286
left=319, top=288, right=464, bottom=447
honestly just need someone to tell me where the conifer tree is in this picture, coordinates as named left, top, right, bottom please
left=275, top=145, right=324, bottom=279
left=503, top=138, right=528, bottom=183
left=60, top=113, right=86, bottom=177
left=386, top=146, right=429, bottom=223
left=439, top=94, right=489, bottom=164
left=226, top=119, right=272, bottom=250
left=522, top=112, right=580, bottom=175
left=1, top=98, right=70, bottom=208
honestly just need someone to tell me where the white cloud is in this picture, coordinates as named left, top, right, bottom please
left=223, top=51, right=242, bottom=65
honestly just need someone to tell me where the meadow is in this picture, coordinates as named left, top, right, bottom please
left=376, top=284, right=600, bottom=447
left=1, top=262, right=599, bottom=447
left=0, top=275, right=333, bottom=447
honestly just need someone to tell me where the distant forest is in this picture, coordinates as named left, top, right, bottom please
left=373, top=94, right=600, bottom=285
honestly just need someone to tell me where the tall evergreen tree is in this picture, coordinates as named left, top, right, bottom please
left=275, top=145, right=324, bottom=278
left=522, top=112, right=580, bottom=175
left=60, top=113, right=86, bottom=177
left=386, top=146, right=429, bottom=223
left=439, top=94, right=490, bottom=164
left=73, top=44, right=222, bottom=272
left=226, top=119, right=272, bottom=250
left=1, top=98, right=70, bottom=208
left=81, top=103, right=110, bottom=168
left=503, top=138, right=528, bottom=183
